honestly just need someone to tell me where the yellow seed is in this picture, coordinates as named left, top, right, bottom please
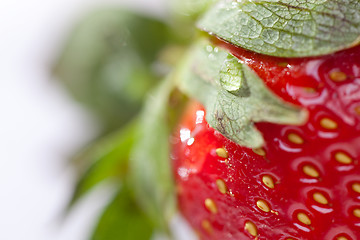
left=256, top=199, right=271, bottom=213
left=352, top=182, right=360, bottom=194
left=244, top=221, right=258, bottom=237
left=194, top=230, right=201, bottom=238
left=304, top=87, right=317, bottom=93
left=201, top=220, right=213, bottom=234
left=216, top=148, right=228, bottom=158
left=297, top=212, right=311, bottom=225
left=329, top=71, right=347, bottom=82
left=204, top=198, right=218, bottom=214
left=288, top=133, right=304, bottom=144
left=334, top=152, right=353, bottom=164
left=303, top=165, right=320, bottom=178
left=355, top=106, right=360, bottom=115
left=337, top=236, right=349, bottom=240
left=320, top=118, right=338, bottom=130
left=353, top=208, right=360, bottom=218
left=262, top=175, right=275, bottom=189
left=216, top=179, right=227, bottom=194
left=313, top=192, right=329, bottom=205
left=253, top=148, right=266, bottom=156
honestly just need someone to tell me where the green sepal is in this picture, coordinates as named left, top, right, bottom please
left=198, top=0, right=360, bottom=57
left=177, top=39, right=308, bottom=148
left=129, top=77, right=176, bottom=231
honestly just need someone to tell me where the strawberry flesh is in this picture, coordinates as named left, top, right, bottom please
left=172, top=42, right=360, bottom=239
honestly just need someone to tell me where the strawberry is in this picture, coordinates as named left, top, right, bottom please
left=55, top=1, right=360, bottom=240
left=172, top=41, right=360, bottom=240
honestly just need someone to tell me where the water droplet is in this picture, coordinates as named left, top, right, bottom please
left=195, top=110, right=205, bottom=124
left=187, top=138, right=195, bottom=146
left=180, top=128, right=191, bottom=142
left=206, top=45, right=213, bottom=52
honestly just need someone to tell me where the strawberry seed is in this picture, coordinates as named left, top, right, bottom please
left=204, top=198, right=218, bottom=214
left=256, top=199, right=270, bottom=212
left=201, top=220, right=213, bottom=234
left=262, top=175, right=275, bottom=189
left=313, top=192, right=329, bottom=205
left=253, top=148, right=266, bottom=156
left=297, top=212, right=311, bottom=225
left=320, top=118, right=338, bottom=130
left=303, top=165, right=320, bottom=178
left=216, top=179, right=228, bottom=194
left=216, top=148, right=229, bottom=158
left=353, top=208, right=360, bottom=218
left=335, top=152, right=353, bottom=164
left=288, top=133, right=304, bottom=144
left=329, top=71, right=347, bottom=82
left=244, top=221, right=258, bottom=237
left=352, top=182, right=360, bottom=194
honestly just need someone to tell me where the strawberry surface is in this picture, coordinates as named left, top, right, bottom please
left=172, top=42, right=360, bottom=239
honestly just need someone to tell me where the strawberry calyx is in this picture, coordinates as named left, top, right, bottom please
left=176, top=38, right=308, bottom=149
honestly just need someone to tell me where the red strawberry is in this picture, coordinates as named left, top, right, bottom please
left=172, top=41, right=360, bottom=239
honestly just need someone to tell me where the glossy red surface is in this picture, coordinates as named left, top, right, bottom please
left=172, top=41, right=360, bottom=239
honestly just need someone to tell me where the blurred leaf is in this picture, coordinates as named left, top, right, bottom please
left=172, top=0, right=217, bottom=19
left=54, top=8, right=172, bottom=132
left=69, top=120, right=137, bottom=207
left=91, top=185, right=153, bottom=240
left=129, top=76, right=176, bottom=232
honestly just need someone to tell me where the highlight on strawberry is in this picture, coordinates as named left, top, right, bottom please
left=55, top=1, right=360, bottom=239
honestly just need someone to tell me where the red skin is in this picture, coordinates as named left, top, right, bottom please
left=172, top=41, right=360, bottom=240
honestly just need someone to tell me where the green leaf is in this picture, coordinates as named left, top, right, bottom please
left=177, top=39, right=307, bottom=148
left=69, top=121, right=137, bottom=207
left=129, top=77, right=176, bottom=231
left=54, top=8, right=171, bottom=131
left=198, top=0, right=360, bottom=57
left=91, top=185, right=153, bottom=240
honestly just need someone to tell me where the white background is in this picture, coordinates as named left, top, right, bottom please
left=0, top=0, right=174, bottom=240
